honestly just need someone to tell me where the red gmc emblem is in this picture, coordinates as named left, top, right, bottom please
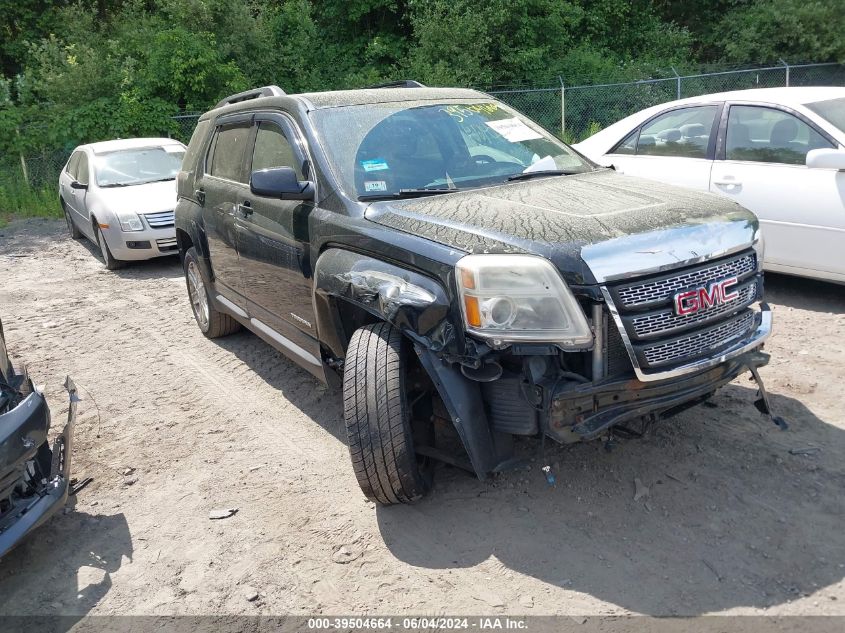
left=673, top=276, right=739, bottom=316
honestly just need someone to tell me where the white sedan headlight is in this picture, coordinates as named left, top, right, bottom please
left=456, top=254, right=593, bottom=348
left=115, top=210, right=143, bottom=232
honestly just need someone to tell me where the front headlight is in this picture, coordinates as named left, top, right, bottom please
left=456, top=254, right=593, bottom=348
left=115, top=210, right=143, bottom=232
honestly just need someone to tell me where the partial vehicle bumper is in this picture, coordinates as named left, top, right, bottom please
left=0, top=377, right=77, bottom=559
left=102, top=225, right=178, bottom=261
left=549, top=350, right=770, bottom=443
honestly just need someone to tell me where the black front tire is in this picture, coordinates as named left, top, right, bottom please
left=343, top=322, right=433, bottom=505
left=183, top=247, right=241, bottom=338
left=96, top=224, right=124, bottom=270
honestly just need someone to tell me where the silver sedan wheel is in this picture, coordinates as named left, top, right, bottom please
left=187, top=260, right=210, bottom=331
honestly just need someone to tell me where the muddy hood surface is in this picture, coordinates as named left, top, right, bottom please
left=365, top=169, right=759, bottom=284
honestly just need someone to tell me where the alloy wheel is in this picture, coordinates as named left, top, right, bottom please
left=187, top=260, right=210, bottom=331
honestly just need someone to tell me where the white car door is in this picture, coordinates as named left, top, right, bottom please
left=60, top=152, right=82, bottom=214
left=601, top=104, right=721, bottom=190
left=710, top=103, right=844, bottom=281
left=68, top=151, right=92, bottom=230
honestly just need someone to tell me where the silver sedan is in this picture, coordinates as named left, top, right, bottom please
left=58, top=138, right=185, bottom=269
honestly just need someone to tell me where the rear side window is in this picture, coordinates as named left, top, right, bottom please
left=251, top=122, right=303, bottom=178
left=208, top=124, right=251, bottom=182
left=182, top=119, right=212, bottom=173
left=636, top=106, right=718, bottom=158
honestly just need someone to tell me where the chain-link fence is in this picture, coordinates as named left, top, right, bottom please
left=490, top=61, right=845, bottom=143
left=6, top=61, right=845, bottom=194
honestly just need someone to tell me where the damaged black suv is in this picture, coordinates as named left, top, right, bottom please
left=176, top=82, right=777, bottom=505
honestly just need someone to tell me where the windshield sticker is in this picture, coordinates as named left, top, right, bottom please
left=485, top=117, right=544, bottom=142
left=364, top=180, right=387, bottom=192
left=440, top=103, right=499, bottom=122
left=362, top=158, right=389, bottom=172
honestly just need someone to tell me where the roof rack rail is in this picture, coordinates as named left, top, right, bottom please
left=365, top=80, right=426, bottom=89
left=215, top=85, right=286, bottom=109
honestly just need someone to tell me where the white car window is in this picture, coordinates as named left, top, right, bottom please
left=635, top=106, right=718, bottom=158
left=725, top=106, right=834, bottom=165
left=76, top=153, right=90, bottom=186
left=611, top=130, right=638, bottom=155
left=66, top=152, right=81, bottom=180
left=806, top=97, right=845, bottom=136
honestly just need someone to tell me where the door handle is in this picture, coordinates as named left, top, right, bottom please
left=238, top=200, right=253, bottom=216
left=713, top=178, right=741, bottom=186
left=195, top=188, right=206, bottom=205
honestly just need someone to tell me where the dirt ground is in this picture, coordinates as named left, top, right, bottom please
left=0, top=218, right=843, bottom=619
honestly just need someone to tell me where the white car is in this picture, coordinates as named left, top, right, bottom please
left=574, top=87, right=845, bottom=283
left=59, top=138, right=186, bottom=269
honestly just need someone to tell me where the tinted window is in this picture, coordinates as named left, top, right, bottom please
left=726, top=105, right=834, bottom=165
left=208, top=124, right=250, bottom=182
left=76, top=153, right=89, bottom=185
left=611, top=130, right=638, bottom=155
left=251, top=122, right=303, bottom=178
left=183, top=119, right=211, bottom=173
left=637, top=106, right=718, bottom=158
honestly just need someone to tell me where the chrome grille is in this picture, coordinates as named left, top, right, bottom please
left=156, top=237, right=177, bottom=252
left=144, top=210, right=175, bottom=228
left=616, top=253, right=757, bottom=308
left=630, top=281, right=757, bottom=337
left=641, top=310, right=755, bottom=366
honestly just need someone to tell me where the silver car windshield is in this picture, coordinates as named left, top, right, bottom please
left=309, top=100, right=592, bottom=199
left=806, top=97, right=845, bottom=136
left=95, top=147, right=185, bottom=187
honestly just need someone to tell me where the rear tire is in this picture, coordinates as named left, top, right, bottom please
left=62, top=201, right=81, bottom=239
left=183, top=247, right=241, bottom=338
left=96, top=224, right=124, bottom=270
left=343, top=322, right=433, bottom=505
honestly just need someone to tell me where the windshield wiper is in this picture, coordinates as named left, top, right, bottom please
left=100, top=177, right=176, bottom=188
left=358, top=188, right=458, bottom=201
left=507, top=170, right=579, bottom=182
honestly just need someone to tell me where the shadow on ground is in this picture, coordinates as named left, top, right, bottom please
left=764, top=272, right=845, bottom=314
left=375, top=384, right=845, bottom=615
left=0, top=506, right=132, bottom=620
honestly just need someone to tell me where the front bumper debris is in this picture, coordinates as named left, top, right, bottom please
left=548, top=350, right=770, bottom=443
left=0, top=377, right=77, bottom=559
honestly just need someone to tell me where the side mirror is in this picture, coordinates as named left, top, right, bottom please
left=806, top=148, right=845, bottom=170
left=250, top=167, right=314, bottom=200
left=70, top=181, right=88, bottom=190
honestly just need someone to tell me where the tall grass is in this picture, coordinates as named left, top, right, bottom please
left=0, top=173, right=61, bottom=228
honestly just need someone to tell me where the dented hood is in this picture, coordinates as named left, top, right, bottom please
left=364, top=169, right=759, bottom=285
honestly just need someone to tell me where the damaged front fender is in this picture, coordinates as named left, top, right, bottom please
left=0, top=376, right=77, bottom=559
left=313, top=248, right=455, bottom=357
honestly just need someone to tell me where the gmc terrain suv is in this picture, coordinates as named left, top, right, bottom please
left=176, top=83, right=780, bottom=505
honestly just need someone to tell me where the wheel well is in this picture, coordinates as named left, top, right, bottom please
left=335, top=299, right=380, bottom=356
left=176, top=228, right=193, bottom=262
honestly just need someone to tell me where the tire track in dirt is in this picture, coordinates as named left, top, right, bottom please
left=1, top=219, right=844, bottom=618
